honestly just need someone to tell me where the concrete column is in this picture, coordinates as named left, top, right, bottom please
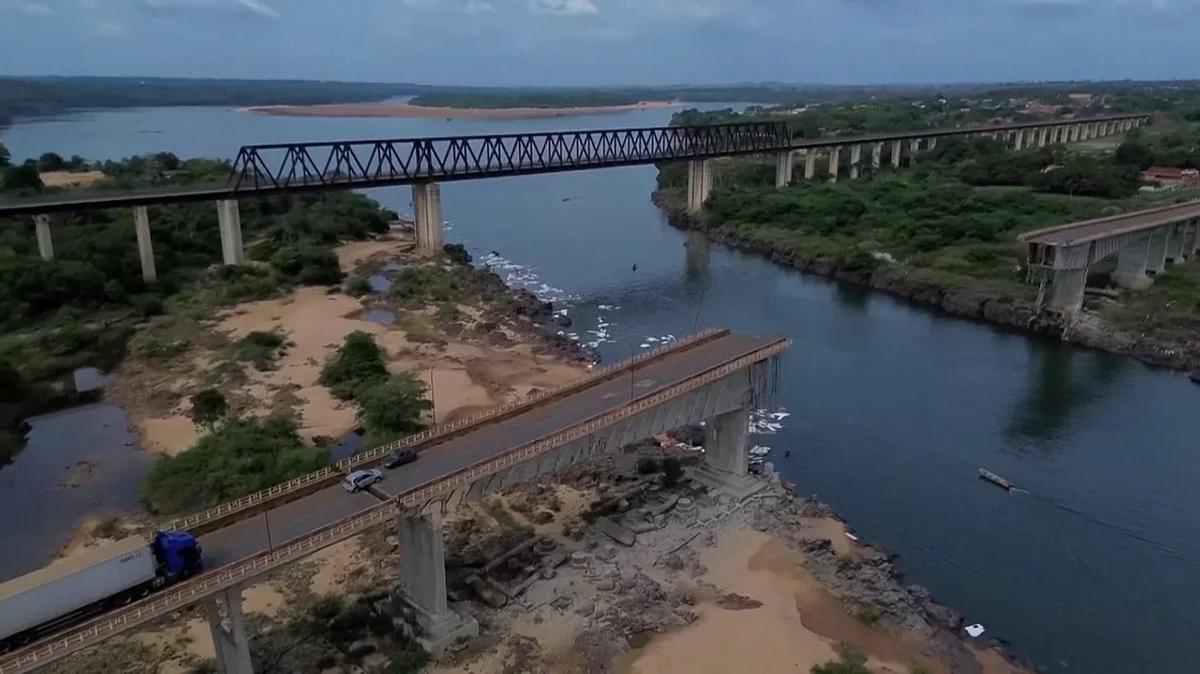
left=827, top=146, right=841, bottom=182
left=216, top=200, right=244, bottom=266
left=1190, top=220, right=1200, bottom=257
left=1039, top=127, right=1050, bottom=147
left=34, top=214, right=53, bottom=260
left=774, top=151, right=793, bottom=188
left=1165, top=223, right=1183, bottom=263
left=908, top=138, right=920, bottom=165
left=703, top=406, right=750, bottom=477
left=206, top=586, right=254, bottom=674
left=398, top=510, right=449, bottom=619
left=1113, top=234, right=1153, bottom=290
left=927, top=137, right=938, bottom=150
left=1146, top=226, right=1169, bottom=274
left=849, top=144, right=862, bottom=179
left=871, top=142, right=883, bottom=170
left=686, top=159, right=713, bottom=214
left=132, top=206, right=157, bottom=283
left=1013, top=129, right=1024, bottom=151
left=804, top=150, right=817, bottom=180
left=1176, top=222, right=1195, bottom=261
left=890, top=139, right=902, bottom=168
left=412, top=181, right=445, bottom=254
left=1048, top=267, right=1088, bottom=314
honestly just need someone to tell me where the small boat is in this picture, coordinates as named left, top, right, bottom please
left=978, top=469, right=1014, bottom=491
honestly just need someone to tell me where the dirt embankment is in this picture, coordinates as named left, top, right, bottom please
left=656, top=193, right=1200, bottom=374
left=108, top=232, right=590, bottom=456
left=243, top=100, right=679, bottom=120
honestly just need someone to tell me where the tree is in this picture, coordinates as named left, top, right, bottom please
left=37, top=152, right=65, bottom=172
left=0, top=142, right=9, bottom=168
left=356, top=374, right=432, bottom=435
left=189, top=388, right=228, bottom=430
left=320, top=331, right=389, bottom=399
left=1115, top=142, right=1155, bottom=169
left=1, top=164, right=43, bottom=192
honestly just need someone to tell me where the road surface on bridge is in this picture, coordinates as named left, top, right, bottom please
left=1020, top=200, right=1200, bottom=247
left=195, top=332, right=778, bottom=568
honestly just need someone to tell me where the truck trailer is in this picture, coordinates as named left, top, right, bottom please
left=0, top=531, right=202, bottom=652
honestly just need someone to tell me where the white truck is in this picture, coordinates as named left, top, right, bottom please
left=0, top=531, right=202, bottom=652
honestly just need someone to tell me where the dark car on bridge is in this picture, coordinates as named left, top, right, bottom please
left=384, top=449, right=419, bottom=469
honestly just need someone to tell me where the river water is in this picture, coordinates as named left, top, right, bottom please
left=4, top=105, right=1199, bottom=673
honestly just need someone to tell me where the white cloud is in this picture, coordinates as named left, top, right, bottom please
left=530, top=0, right=598, bottom=15
left=10, top=1, right=54, bottom=15
left=464, top=0, right=496, bottom=14
left=139, top=0, right=279, bottom=19
left=236, top=0, right=277, bottom=18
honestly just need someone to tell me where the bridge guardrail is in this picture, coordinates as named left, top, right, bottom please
left=0, top=335, right=790, bottom=674
left=162, top=328, right=729, bottom=534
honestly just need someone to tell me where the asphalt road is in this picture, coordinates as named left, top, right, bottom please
left=1022, top=200, right=1200, bottom=247
left=197, top=333, right=781, bottom=569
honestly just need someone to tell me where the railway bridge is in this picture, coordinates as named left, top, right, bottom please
left=0, top=329, right=789, bottom=674
left=0, top=113, right=1148, bottom=284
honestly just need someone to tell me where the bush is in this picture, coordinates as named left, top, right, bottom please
left=189, top=388, right=227, bottom=429
left=142, top=416, right=329, bottom=514
left=346, top=275, right=373, bottom=296
left=356, top=373, right=432, bottom=435
left=811, top=652, right=870, bottom=674
left=320, top=331, right=389, bottom=400
left=130, top=293, right=164, bottom=317
left=230, top=330, right=286, bottom=368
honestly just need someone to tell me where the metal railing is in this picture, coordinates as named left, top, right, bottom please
left=0, top=335, right=790, bottom=674
left=162, top=328, right=728, bottom=533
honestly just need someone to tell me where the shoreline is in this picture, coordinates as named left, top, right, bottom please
left=241, top=100, right=680, bottom=120
left=654, top=191, right=1200, bottom=376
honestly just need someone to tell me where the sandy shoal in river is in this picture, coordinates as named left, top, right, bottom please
left=243, top=100, right=680, bottom=120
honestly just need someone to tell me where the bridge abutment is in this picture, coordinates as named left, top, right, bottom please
left=396, top=509, right=478, bottom=654
left=1113, top=234, right=1154, bottom=290
left=34, top=214, right=53, bottom=260
left=1048, top=266, right=1088, bottom=314
left=133, top=206, right=157, bottom=283
left=216, top=199, right=245, bottom=266
left=686, top=159, right=713, bottom=214
left=206, top=585, right=254, bottom=674
left=412, top=182, right=445, bottom=255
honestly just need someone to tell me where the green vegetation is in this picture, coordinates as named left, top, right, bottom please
left=811, top=652, right=870, bottom=674
left=0, top=150, right=398, bottom=464
left=230, top=330, right=288, bottom=370
left=356, top=374, right=432, bottom=436
left=320, top=331, right=390, bottom=400
left=142, top=416, right=329, bottom=514
left=320, top=332, right=432, bottom=439
left=189, top=388, right=228, bottom=430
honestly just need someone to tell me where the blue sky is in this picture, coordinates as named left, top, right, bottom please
left=0, top=0, right=1196, bottom=86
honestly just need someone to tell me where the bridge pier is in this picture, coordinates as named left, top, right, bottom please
left=206, top=585, right=254, bottom=674
left=693, top=405, right=761, bottom=498
left=1165, top=223, right=1184, bottom=264
left=927, top=137, right=937, bottom=150
left=1113, top=234, right=1153, bottom=290
left=871, top=142, right=883, bottom=170
left=908, top=138, right=920, bottom=165
left=849, top=144, right=862, bottom=179
left=827, top=146, right=841, bottom=182
left=1013, top=129, right=1024, bottom=151
left=804, top=150, right=818, bottom=180
left=133, top=206, right=157, bottom=283
left=216, top=200, right=245, bottom=266
left=686, top=159, right=713, bottom=214
left=1048, top=265, right=1088, bottom=315
left=774, top=150, right=793, bottom=188
left=412, top=182, right=445, bottom=255
left=1146, top=227, right=1170, bottom=275
left=34, top=214, right=54, bottom=260
left=396, top=509, right=478, bottom=654
left=890, top=139, right=902, bottom=168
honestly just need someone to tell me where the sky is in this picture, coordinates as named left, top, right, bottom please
left=0, top=0, right=1197, bottom=86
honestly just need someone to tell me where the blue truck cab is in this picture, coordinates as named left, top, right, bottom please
left=151, top=531, right=203, bottom=582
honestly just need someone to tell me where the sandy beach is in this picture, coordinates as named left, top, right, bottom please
left=242, top=100, right=681, bottom=120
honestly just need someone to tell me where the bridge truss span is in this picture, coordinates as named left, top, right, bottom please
left=226, top=122, right=791, bottom=193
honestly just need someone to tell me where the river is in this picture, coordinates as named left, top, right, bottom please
left=3, top=104, right=1199, bottom=673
